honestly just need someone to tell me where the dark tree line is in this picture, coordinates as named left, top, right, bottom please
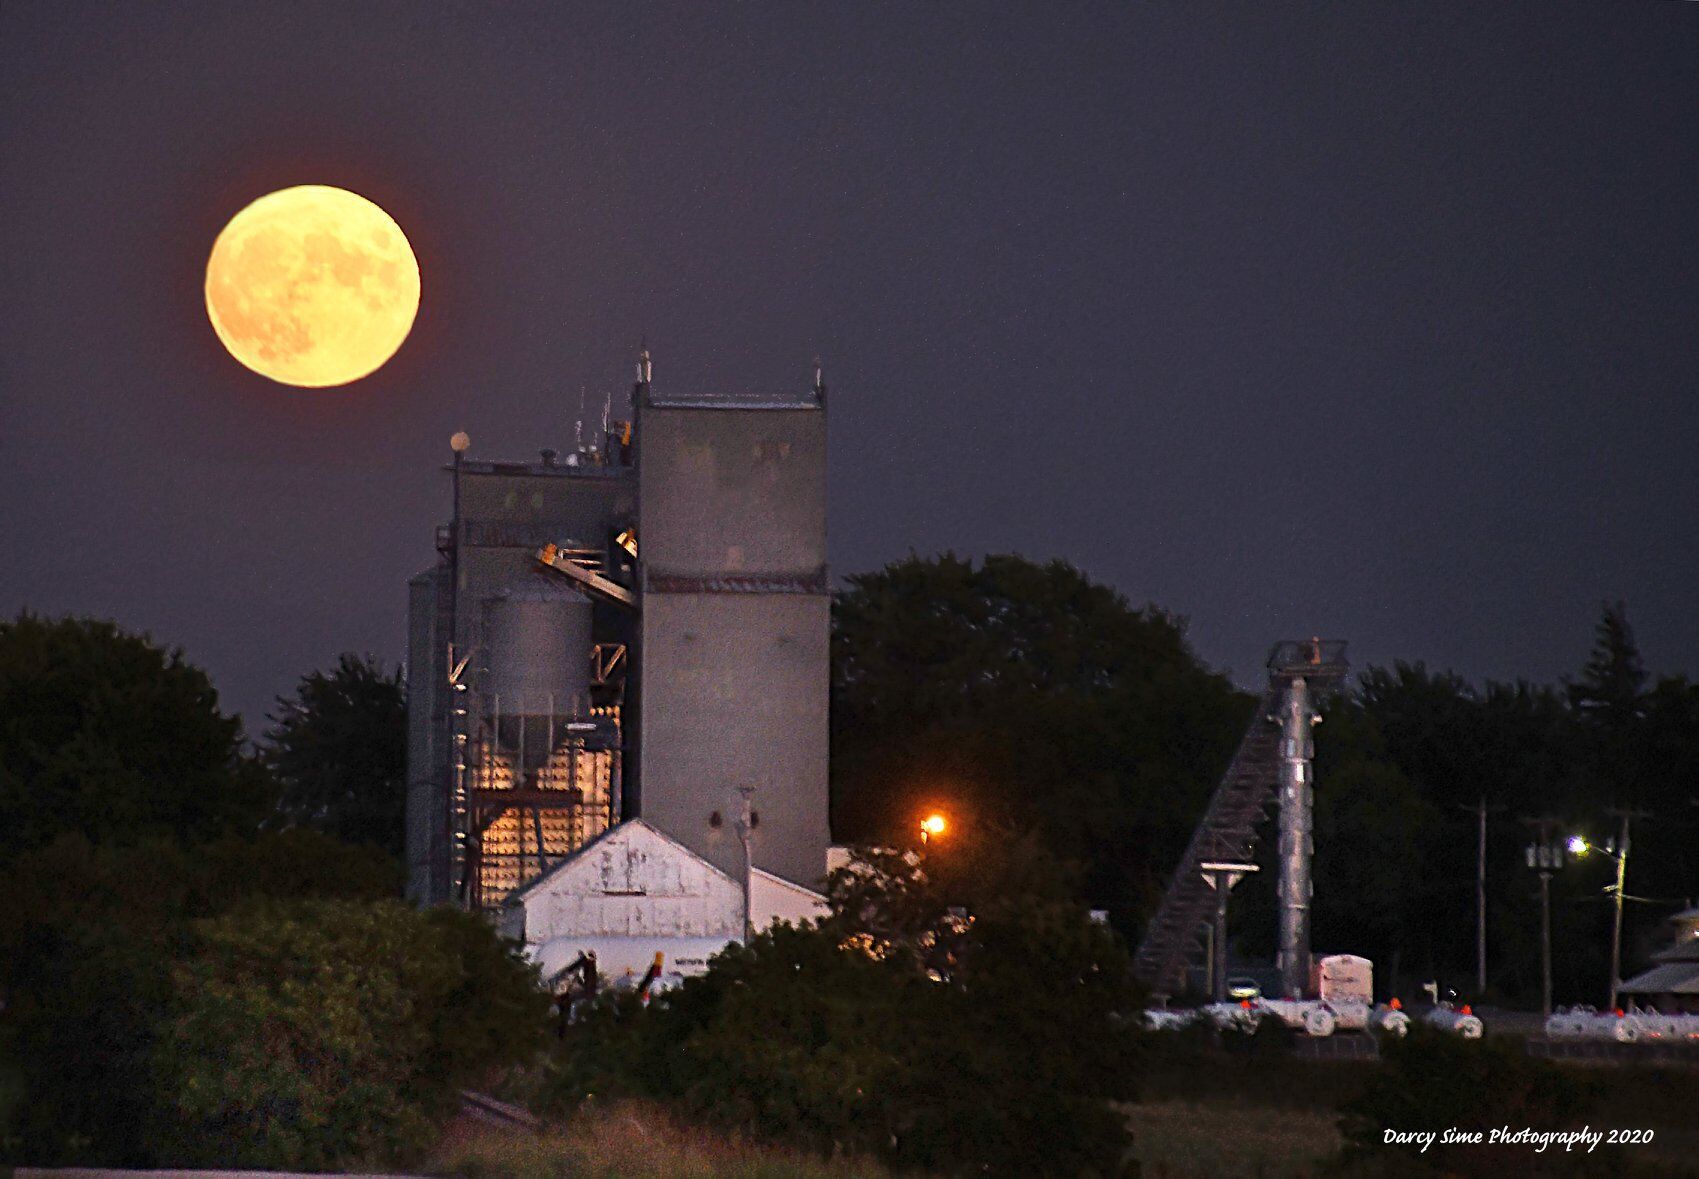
left=0, top=614, right=408, bottom=871
left=1290, top=602, right=1699, bottom=1005
left=830, top=553, right=1250, bottom=930
left=831, top=566, right=1699, bottom=1007
left=0, top=616, right=538, bottom=1167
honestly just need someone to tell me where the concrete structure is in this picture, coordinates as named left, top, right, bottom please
left=634, top=383, right=830, bottom=887
left=498, top=819, right=827, bottom=988
left=405, top=354, right=831, bottom=913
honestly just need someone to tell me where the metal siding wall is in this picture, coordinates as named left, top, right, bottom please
left=515, top=823, right=744, bottom=941
left=409, top=465, right=634, bottom=908
left=404, top=567, right=448, bottom=904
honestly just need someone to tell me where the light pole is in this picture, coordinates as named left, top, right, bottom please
left=1200, top=860, right=1258, bottom=1003
left=1571, top=809, right=1648, bottom=1011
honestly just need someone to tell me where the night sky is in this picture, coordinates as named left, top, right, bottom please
left=4, top=2, right=1696, bottom=732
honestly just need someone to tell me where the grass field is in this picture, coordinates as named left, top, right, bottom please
left=430, top=1103, right=890, bottom=1179
left=1124, top=1101, right=1341, bottom=1178
left=1132, top=1038, right=1699, bottom=1177
left=438, top=1050, right=1699, bottom=1178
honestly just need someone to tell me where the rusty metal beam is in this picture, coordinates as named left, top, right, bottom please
left=536, top=544, right=638, bottom=608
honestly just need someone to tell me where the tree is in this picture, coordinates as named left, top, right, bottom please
left=0, top=830, right=400, bottom=1166
left=0, top=614, right=271, bottom=866
left=1309, top=760, right=1442, bottom=988
left=1567, top=600, right=1647, bottom=731
left=262, top=653, right=407, bottom=856
left=548, top=834, right=1143, bottom=1176
left=831, top=553, right=1248, bottom=926
left=150, top=899, right=545, bottom=1170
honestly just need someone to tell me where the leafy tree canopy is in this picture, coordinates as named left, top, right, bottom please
left=0, top=830, right=399, bottom=1165
left=152, top=898, right=545, bottom=1170
left=0, top=832, right=534, bottom=1168
left=262, top=653, right=407, bottom=856
left=0, top=614, right=271, bottom=865
left=549, top=837, right=1142, bottom=1176
left=831, top=553, right=1249, bottom=926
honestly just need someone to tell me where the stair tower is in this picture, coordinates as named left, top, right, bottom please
left=1133, top=640, right=1348, bottom=998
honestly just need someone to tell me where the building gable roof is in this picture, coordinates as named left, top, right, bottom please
left=1620, top=962, right=1699, bottom=996
left=502, top=818, right=739, bottom=908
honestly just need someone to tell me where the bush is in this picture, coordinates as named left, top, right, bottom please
left=547, top=840, right=1142, bottom=1177
left=0, top=834, right=536, bottom=1168
left=149, top=899, right=545, bottom=1169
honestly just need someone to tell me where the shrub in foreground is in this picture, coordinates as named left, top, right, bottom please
left=0, top=836, right=543, bottom=1168
left=149, top=898, right=547, bottom=1169
left=548, top=838, right=1142, bottom=1177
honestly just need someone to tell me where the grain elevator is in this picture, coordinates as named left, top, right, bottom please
left=405, top=354, right=830, bottom=910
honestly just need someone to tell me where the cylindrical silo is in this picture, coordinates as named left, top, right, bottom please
left=481, top=581, right=594, bottom=714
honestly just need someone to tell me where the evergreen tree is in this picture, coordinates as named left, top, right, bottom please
left=1567, top=600, right=1647, bottom=731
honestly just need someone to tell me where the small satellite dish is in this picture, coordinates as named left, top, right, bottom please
left=450, top=431, right=471, bottom=454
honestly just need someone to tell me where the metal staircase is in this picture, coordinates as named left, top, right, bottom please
left=1133, top=689, right=1283, bottom=996
left=1133, top=640, right=1349, bottom=997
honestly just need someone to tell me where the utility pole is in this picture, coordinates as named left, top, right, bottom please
left=1458, top=797, right=1505, bottom=998
left=735, top=784, right=757, bottom=943
left=1522, top=817, right=1565, bottom=1018
left=1604, top=807, right=1652, bottom=1010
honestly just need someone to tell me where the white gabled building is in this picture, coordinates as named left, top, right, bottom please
left=497, top=819, right=828, bottom=990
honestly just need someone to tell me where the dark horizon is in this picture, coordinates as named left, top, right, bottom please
left=4, top=2, right=1696, bottom=730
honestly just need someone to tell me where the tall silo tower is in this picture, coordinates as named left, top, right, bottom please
left=631, top=366, right=832, bottom=888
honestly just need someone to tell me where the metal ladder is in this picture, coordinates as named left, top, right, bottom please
left=1132, top=689, right=1282, bottom=996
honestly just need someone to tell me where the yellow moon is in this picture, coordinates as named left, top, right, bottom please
left=205, top=185, right=420, bottom=387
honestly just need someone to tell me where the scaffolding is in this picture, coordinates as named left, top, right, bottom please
left=459, top=645, right=627, bottom=910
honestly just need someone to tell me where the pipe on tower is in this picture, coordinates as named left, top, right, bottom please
left=1275, top=676, right=1316, bottom=999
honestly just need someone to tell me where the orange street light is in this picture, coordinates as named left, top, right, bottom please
left=920, top=812, right=947, bottom=845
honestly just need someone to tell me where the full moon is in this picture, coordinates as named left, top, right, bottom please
left=205, top=185, right=420, bottom=388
